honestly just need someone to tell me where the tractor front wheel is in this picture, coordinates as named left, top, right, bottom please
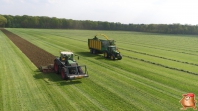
left=111, top=55, right=115, bottom=60
left=118, top=55, right=122, bottom=60
left=54, top=61, right=59, bottom=74
left=61, top=68, right=67, bottom=80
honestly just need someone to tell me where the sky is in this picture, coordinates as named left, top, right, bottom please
left=1, top=0, right=198, bottom=25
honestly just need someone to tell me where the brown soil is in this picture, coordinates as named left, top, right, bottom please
left=0, top=29, right=55, bottom=68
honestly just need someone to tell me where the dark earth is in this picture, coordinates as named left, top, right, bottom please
left=1, top=29, right=55, bottom=68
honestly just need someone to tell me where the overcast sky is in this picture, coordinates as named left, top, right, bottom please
left=1, top=0, right=198, bottom=25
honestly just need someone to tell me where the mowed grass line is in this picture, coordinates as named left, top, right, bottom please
left=115, top=33, right=198, bottom=53
left=0, top=31, right=3, bottom=110
left=6, top=28, right=198, bottom=110
left=120, top=42, right=198, bottom=64
left=121, top=50, right=198, bottom=73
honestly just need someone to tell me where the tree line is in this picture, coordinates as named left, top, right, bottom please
left=2, top=14, right=198, bottom=35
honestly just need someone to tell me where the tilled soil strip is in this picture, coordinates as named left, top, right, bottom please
left=1, top=29, right=55, bottom=68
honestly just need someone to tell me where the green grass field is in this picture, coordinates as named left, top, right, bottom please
left=1, top=28, right=198, bottom=111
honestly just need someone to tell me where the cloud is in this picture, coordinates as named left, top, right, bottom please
left=47, top=0, right=56, bottom=3
left=2, top=0, right=14, bottom=3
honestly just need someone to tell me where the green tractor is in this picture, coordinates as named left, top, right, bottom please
left=54, top=51, right=88, bottom=80
left=104, top=45, right=122, bottom=60
left=39, top=51, right=88, bottom=80
left=88, top=34, right=122, bottom=60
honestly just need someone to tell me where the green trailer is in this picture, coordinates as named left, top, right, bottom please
left=88, top=34, right=122, bottom=60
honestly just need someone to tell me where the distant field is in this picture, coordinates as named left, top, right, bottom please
left=1, top=28, right=198, bottom=110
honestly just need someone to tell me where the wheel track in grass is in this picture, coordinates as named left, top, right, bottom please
left=122, top=55, right=198, bottom=75
left=119, top=48, right=198, bottom=67
left=117, top=40, right=198, bottom=54
left=120, top=43, right=198, bottom=56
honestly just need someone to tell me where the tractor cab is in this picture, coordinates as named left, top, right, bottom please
left=60, top=51, right=79, bottom=67
left=60, top=51, right=74, bottom=61
left=108, top=46, right=119, bottom=54
left=107, top=46, right=122, bottom=60
left=108, top=46, right=116, bottom=52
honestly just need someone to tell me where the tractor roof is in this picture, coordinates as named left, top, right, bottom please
left=108, top=46, right=116, bottom=47
left=61, top=51, right=73, bottom=55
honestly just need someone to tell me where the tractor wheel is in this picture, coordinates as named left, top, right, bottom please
left=92, top=49, right=96, bottom=54
left=61, top=68, right=67, bottom=80
left=78, top=66, right=83, bottom=74
left=111, top=55, right=115, bottom=60
left=90, top=49, right=93, bottom=54
left=104, top=52, right=108, bottom=58
left=54, top=61, right=59, bottom=74
left=118, top=55, right=122, bottom=60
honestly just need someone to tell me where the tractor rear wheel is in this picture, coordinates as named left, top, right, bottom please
left=61, top=68, right=67, bottom=80
left=104, top=52, right=108, bottom=58
left=90, top=49, right=93, bottom=54
left=54, top=61, right=59, bottom=74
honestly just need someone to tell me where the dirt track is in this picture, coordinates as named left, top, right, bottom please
left=1, top=29, right=55, bottom=68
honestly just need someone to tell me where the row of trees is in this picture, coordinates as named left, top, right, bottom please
left=1, top=14, right=198, bottom=34
left=0, top=15, right=7, bottom=27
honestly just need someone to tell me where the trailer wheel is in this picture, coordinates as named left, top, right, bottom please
left=90, top=49, right=93, bottom=54
left=104, top=52, right=108, bottom=58
left=61, top=68, right=67, bottom=80
left=92, top=49, right=96, bottom=54
left=54, top=61, right=59, bottom=74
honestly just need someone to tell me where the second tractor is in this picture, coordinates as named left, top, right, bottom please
left=88, top=34, right=122, bottom=60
